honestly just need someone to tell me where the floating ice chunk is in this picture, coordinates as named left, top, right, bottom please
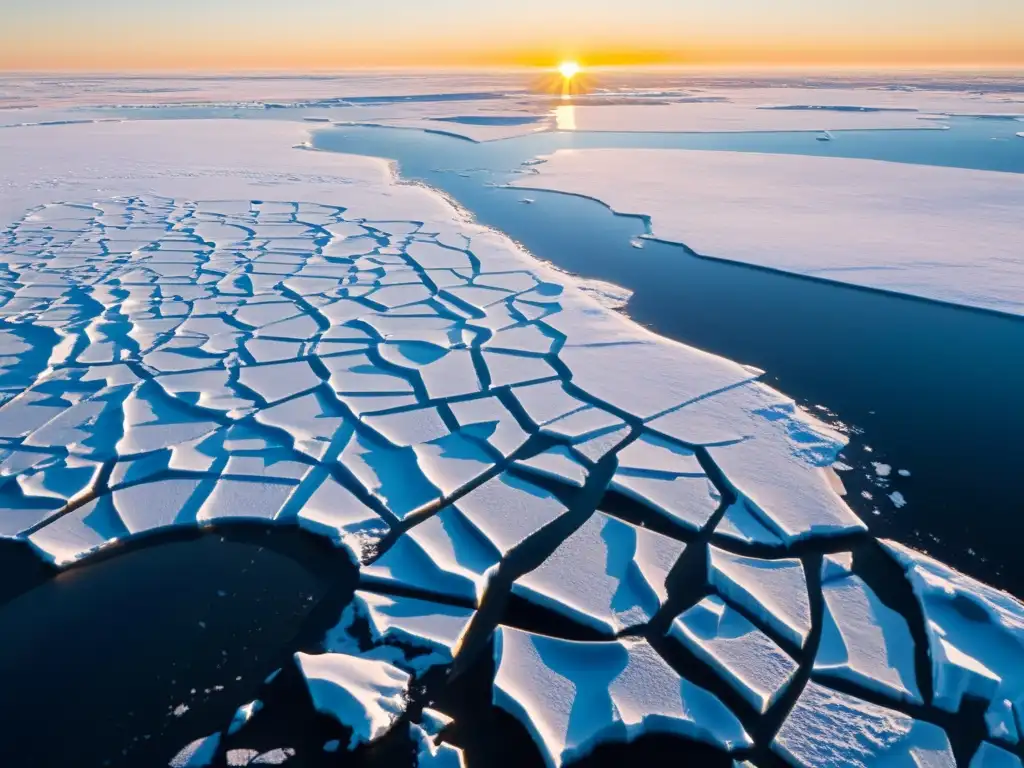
left=117, top=385, right=221, bottom=456
left=364, top=406, right=450, bottom=448
left=413, top=432, right=496, bottom=498
left=542, top=406, right=625, bottom=443
left=669, top=595, right=798, bottom=713
left=419, top=350, right=483, bottom=401
left=772, top=682, right=954, bottom=768
left=815, top=574, right=923, bottom=705
left=509, top=381, right=586, bottom=427
left=237, top=360, right=322, bottom=405
left=169, top=732, right=221, bottom=768
left=486, top=324, right=558, bottom=356
left=821, top=552, right=855, bottom=583
left=448, top=395, right=530, bottom=459
left=197, top=479, right=298, bottom=524
left=884, top=540, right=1024, bottom=717
left=362, top=508, right=500, bottom=605
left=889, top=491, right=907, bottom=509
left=610, top=471, right=721, bottom=533
left=323, top=352, right=415, bottom=395
left=293, top=651, right=410, bottom=751
left=513, top=511, right=684, bottom=635
left=28, top=496, right=127, bottom=567
left=616, top=433, right=705, bottom=475
left=572, top=425, right=631, bottom=464
left=412, top=719, right=466, bottom=768
left=971, top=742, right=1024, bottom=768
left=709, top=547, right=811, bottom=649
left=493, top=627, right=751, bottom=767
left=333, top=591, right=474, bottom=674
left=296, top=475, right=388, bottom=563
left=226, top=749, right=260, bottom=767
left=713, top=500, right=784, bottom=547
left=872, top=462, right=892, bottom=478
left=340, top=432, right=440, bottom=522
left=250, top=747, right=296, bottom=765
left=455, top=472, right=570, bottom=567
left=227, top=700, right=263, bottom=736
left=515, top=446, right=588, bottom=488
left=111, top=477, right=205, bottom=535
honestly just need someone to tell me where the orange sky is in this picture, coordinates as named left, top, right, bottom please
left=2, top=0, right=1022, bottom=71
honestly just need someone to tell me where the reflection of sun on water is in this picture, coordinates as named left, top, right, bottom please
left=555, top=104, right=576, bottom=131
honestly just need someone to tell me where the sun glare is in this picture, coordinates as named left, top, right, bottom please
left=558, top=61, right=581, bottom=80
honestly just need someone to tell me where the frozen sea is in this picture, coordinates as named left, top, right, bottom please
left=0, top=71, right=1023, bottom=768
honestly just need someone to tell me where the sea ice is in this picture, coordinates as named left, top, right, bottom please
left=773, top=682, right=954, bottom=767
left=884, top=541, right=1024, bottom=722
left=815, top=574, right=923, bottom=705
left=493, top=627, right=751, bottom=767
left=512, top=511, right=685, bottom=635
left=293, top=651, right=411, bottom=750
left=669, top=596, right=798, bottom=713
left=708, top=547, right=811, bottom=650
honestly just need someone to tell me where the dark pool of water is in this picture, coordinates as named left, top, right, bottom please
left=311, top=124, right=1024, bottom=596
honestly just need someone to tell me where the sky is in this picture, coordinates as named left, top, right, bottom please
left=2, top=0, right=1022, bottom=71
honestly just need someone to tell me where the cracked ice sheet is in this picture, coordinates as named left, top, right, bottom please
left=512, top=510, right=685, bottom=636
left=511, top=149, right=1024, bottom=316
left=884, top=540, right=1024, bottom=739
left=493, top=626, right=751, bottom=768
left=772, top=681, right=955, bottom=768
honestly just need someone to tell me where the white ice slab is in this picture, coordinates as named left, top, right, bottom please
left=670, top=595, right=798, bottom=713
left=294, top=651, right=411, bottom=750
left=815, top=574, right=923, bottom=705
left=773, top=682, right=955, bottom=768
left=884, top=540, right=1024, bottom=719
left=709, top=547, right=811, bottom=650
left=493, top=627, right=751, bottom=767
left=295, top=474, right=389, bottom=563
left=513, top=511, right=685, bottom=635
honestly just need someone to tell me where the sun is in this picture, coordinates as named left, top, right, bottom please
left=558, top=61, right=581, bottom=80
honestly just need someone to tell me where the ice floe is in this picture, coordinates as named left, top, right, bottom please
left=669, top=595, right=798, bottom=713
left=512, top=511, right=685, bottom=635
left=773, top=682, right=955, bottom=767
left=493, top=626, right=751, bottom=767
left=294, top=651, right=411, bottom=750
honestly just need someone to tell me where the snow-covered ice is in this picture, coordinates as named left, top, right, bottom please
left=815, top=574, right=923, bottom=705
left=512, top=511, right=685, bottom=635
left=492, top=626, right=751, bottom=767
left=773, top=682, right=955, bottom=767
left=294, top=651, right=411, bottom=750
left=512, top=149, right=1024, bottom=316
left=708, top=547, right=812, bottom=649
left=669, top=595, right=798, bottom=713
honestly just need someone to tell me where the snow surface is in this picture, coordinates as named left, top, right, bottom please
left=815, top=574, right=923, bottom=705
left=512, top=511, right=685, bottom=635
left=669, top=595, right=798, bottom=713
left=773, top=682, right=955, bottom=767
left=884, top=540, right=1024, bottom=734
left=492, top=626, right=751, bottom=767
left=709, top=547, right=812, bottom=649
left=294, top=651, right=411, bottom=750
left=512, top=149, right=1024, bottom=316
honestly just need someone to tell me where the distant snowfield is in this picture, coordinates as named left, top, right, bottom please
left=3, top=74, right=1022, bottom=141
left=512, top=148, right=1024, bottom=316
